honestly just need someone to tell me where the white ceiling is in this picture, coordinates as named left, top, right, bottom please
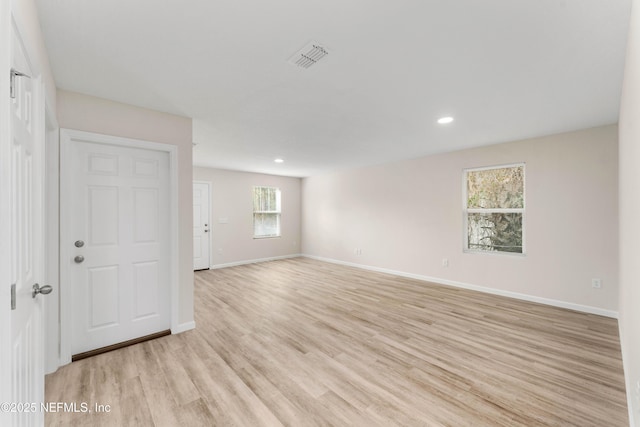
left=35, top=0, right=631, bottom=177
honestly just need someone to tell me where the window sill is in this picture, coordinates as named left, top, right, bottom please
left=463, top=249, right=526, bottom=258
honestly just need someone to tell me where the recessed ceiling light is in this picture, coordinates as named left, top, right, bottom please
left=274, top=158, right=284, bottom=163
left=437, top=116, right=454, bottom=124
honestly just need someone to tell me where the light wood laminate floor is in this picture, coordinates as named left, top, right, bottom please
left=45, top=257, right=628, bottom=426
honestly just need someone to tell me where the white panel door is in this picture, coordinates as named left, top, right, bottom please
left=65, top=139, right=171, bottom=355
left=8, top=17, right=46, bottom=427
left=193, top=182, right=210, bottom=270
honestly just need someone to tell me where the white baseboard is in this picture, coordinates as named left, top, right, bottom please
left=303, top=254, right=619, bottom=319
left=172, top=321, right=196, bottom=334
left=210, top=254, right=302, bottom=270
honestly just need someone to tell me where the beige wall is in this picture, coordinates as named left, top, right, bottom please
left=619, top=0, right=640, bottom=424
left=302, top=125, right=619, bottom=315
left=193, top=167, right=301, bottom=266
left=57, top=90, right=194, bottom=327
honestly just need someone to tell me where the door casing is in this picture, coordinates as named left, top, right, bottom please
left=59, top=129, right=179, bottom=366
left=44, top=100, right=59, bottom=374
left=1, top=2, right=13, bottom=419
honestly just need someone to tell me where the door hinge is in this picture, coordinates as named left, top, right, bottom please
left=10, top=68, right=31, bottom=99
left=11, top=284, right=16, bottom=310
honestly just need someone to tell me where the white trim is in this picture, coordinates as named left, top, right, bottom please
left=171, top=321, right=196, bottom=334
left=303, top=254, right=619, bottom=319
left=466, top=208, right=523, bottom=214
left=168, top=143, right=179, bottom=334
left=0, top=1, right=13, bottom=421
left=210, top=254, right=301, bottom=270
left=43, top=99, right=59, bottom=374
left=463, top=247, right=526, bottom=258
left=33, top=75, right=47, bottom=425
left=464, top=162, right=527, bottom=173
left=59, top=129, right=180, bottom=366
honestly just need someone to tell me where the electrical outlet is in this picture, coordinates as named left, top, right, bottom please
left=442, top=258, right=449, bottom=267
left=591, top=278, right=602, bottom=289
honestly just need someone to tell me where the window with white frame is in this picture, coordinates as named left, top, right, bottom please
left=253, top=186, right=281, bottom=238
left=464, top=164, right=524, bottom=254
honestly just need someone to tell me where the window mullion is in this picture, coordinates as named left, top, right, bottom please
left=466, top=208, right=524, bottom=214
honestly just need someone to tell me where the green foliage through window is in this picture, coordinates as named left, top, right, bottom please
left=465, top=165, right=524, bottom=254
left=253, top=186, right=281, bottom=238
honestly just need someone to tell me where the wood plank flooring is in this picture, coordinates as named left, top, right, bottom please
left=45, top=257, right=629, bottom=426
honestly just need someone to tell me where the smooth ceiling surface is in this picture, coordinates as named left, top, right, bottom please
left=36, top=0, right=631, bottom=177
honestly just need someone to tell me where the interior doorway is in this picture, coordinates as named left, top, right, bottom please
left=193, top=181, right=211, bottom=271
left=59, top=129, right=178, bottom=361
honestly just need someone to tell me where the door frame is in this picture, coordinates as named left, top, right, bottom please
left=44, top=100, right=59, bottom=374
left=0, top=0, right=13, bottom=417
left=193, top=180, right=212, bottom=270
left=59, top=129, right=179, bottom=366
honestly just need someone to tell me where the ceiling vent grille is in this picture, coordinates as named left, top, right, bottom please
left=288, top=42, right=329, bottom=69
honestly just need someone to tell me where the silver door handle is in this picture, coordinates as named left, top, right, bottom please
left=75, top=240, right=84, bottom=248
left=32, top=283, right=53, bottom=298
left=74, top=255, right=85, bottom=263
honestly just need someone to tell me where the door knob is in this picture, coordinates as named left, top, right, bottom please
left=74, top=255, right=85, bottom=263
left=32, top=283, right=53, bottom=298
left=75, top=240, right=84, bottom=248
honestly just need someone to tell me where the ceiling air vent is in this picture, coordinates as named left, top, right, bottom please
left=288, top=42, right=329, bottom=69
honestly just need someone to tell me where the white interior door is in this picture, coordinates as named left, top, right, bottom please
left=193, top=181, right=211, bottom=270
left=7, top=17, right=46, bottom=427
left=63, top=136, right=171, bottom=356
